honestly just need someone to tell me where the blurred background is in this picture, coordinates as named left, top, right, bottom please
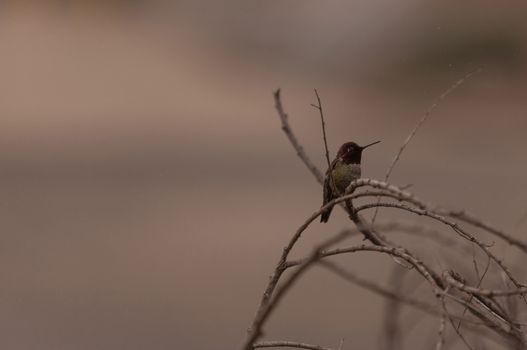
left=1, top=1, right=527, bottom=349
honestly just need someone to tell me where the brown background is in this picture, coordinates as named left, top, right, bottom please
left=1, top=1, right=527, bottom=349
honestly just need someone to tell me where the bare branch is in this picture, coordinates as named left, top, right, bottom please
left=253, top=340, right=337, bottom=350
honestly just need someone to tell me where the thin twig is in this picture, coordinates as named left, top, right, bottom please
left=311, top=89, right=333, bottom=177
left=371, top=68, right=481, bottom=225
left=253, top=340, right=337, bottom=350
left=471, top=245, right=481, bottom=280
left=312, top=89, right=339, bottom=219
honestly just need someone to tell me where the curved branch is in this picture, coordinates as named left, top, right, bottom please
left=287, top=244, right=443, bottom=289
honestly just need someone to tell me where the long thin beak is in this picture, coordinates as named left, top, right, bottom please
left=361, top=140, right=381, bottom=150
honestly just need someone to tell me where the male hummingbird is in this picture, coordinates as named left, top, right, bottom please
left=320, top=141, right=380, bottom=223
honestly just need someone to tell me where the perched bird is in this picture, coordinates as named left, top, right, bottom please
left=320, top=141, right=380, bottom=223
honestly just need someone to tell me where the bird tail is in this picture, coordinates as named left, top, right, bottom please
left=320, top=205, right=333, bottom=223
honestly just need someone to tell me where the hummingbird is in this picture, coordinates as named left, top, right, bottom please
left=320, top=141, right=380, bottom=223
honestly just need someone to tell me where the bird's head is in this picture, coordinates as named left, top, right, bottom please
left=337, top=140, right=380, bottom=164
